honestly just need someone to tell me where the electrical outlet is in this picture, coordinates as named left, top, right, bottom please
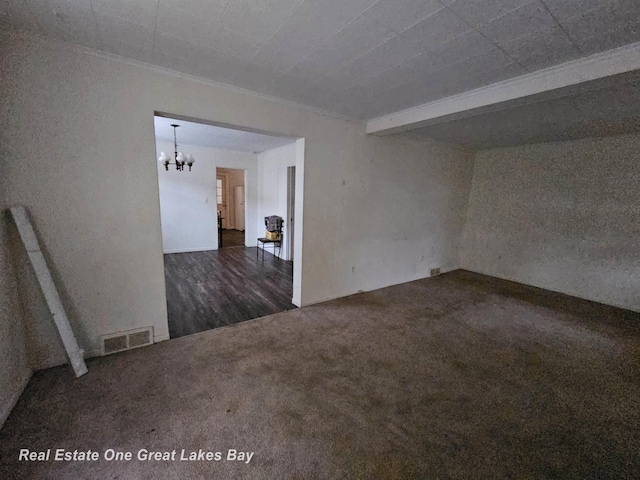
left=430, top=267, right=441, bottom=277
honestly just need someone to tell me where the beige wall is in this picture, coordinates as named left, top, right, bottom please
left=0, top=170, right=32, bottom=428
left=462, top=134, right=640, bottom=312
left=0, top=32, right=474, bottom=367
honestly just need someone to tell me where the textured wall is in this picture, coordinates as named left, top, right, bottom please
left=462, top=134, right=640, bottom=311
left=0, top=175, right=32, bottom=428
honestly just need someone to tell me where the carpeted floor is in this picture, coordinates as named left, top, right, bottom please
left=1, top=270, right=639, bottom=479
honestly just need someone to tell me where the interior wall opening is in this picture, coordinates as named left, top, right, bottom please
left=216, top=167, right=246, bottom=249
left=153, top=113, right=304, bottom=339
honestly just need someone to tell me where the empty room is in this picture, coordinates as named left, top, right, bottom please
left=0, top=1, right=639, bottom=479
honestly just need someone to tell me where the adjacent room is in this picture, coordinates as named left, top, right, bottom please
left=154, top=115, right=301, bottom=338
left=1, top=0, right=639, bottom=478
left=216, top=166, right=245, bottom=248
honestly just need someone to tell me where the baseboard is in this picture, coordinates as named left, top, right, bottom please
left=0, top=369, right=32, bottom=429
left=163, top=246, right=216, bottom=254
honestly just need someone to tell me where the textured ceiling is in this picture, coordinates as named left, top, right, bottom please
left=154, top=116, right=296, bottom=153
left=406, top=70, right=640, bottom=149
left=1, top=0, right=640, bottom=120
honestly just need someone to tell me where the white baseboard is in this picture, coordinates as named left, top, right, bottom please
left=163, top=246, right=217, bottom=254
left=0, top=370, right=32, bottom=429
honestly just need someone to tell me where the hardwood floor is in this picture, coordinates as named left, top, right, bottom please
left=220, top=229, right=245, bottom=248
left=163, top=247, right=296, bottom=338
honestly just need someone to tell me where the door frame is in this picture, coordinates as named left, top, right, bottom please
left=286, top=166, right=295, bottom=262
left=216, top=171, right=229, bottom=229
left=153, top=113, right=306, bottom=340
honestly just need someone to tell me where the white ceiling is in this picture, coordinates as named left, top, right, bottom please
left=2, top=0, right=640, bottom=121
left=154, top=116, right=296, bottom=153
left=406, top=70, right=640, bottom=149
left=0, top=0, right=640, bottom=148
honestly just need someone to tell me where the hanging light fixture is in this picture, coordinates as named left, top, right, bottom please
left=158, top=124, right=195, bottom=171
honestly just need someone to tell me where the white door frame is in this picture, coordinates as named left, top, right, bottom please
left=291, top=138, right=305, bottom=307
left=286, top=166, right=295, bottom=262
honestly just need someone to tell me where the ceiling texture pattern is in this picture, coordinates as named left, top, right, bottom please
left=0, top=0, right=640, bottom=119
left=1, top=0, right=639, bottom=121
left=408, top=70, right=640, bottom=149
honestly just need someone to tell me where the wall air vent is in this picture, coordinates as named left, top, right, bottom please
left=100, top=326, right=153, bottom=355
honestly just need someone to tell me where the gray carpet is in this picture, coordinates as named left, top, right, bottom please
left=1, top=270, right=639, bottom=479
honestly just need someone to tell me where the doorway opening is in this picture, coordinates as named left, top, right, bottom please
left=153, top=113, right=304, bottom=339
left=216, top=167, right=246, bottom=248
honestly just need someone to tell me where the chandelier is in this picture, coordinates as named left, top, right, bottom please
left=158, top=124, right=195, bottom=171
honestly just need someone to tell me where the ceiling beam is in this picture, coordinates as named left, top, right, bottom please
left=366, top=41, right=640, bottom=136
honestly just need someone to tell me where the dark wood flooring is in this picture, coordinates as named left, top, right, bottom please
left=220, top=229, right=245, bottom=248
left=163, top=247, right=296, bottom=338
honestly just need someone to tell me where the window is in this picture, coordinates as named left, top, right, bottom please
left=216, top=179, right=223, bottom=205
